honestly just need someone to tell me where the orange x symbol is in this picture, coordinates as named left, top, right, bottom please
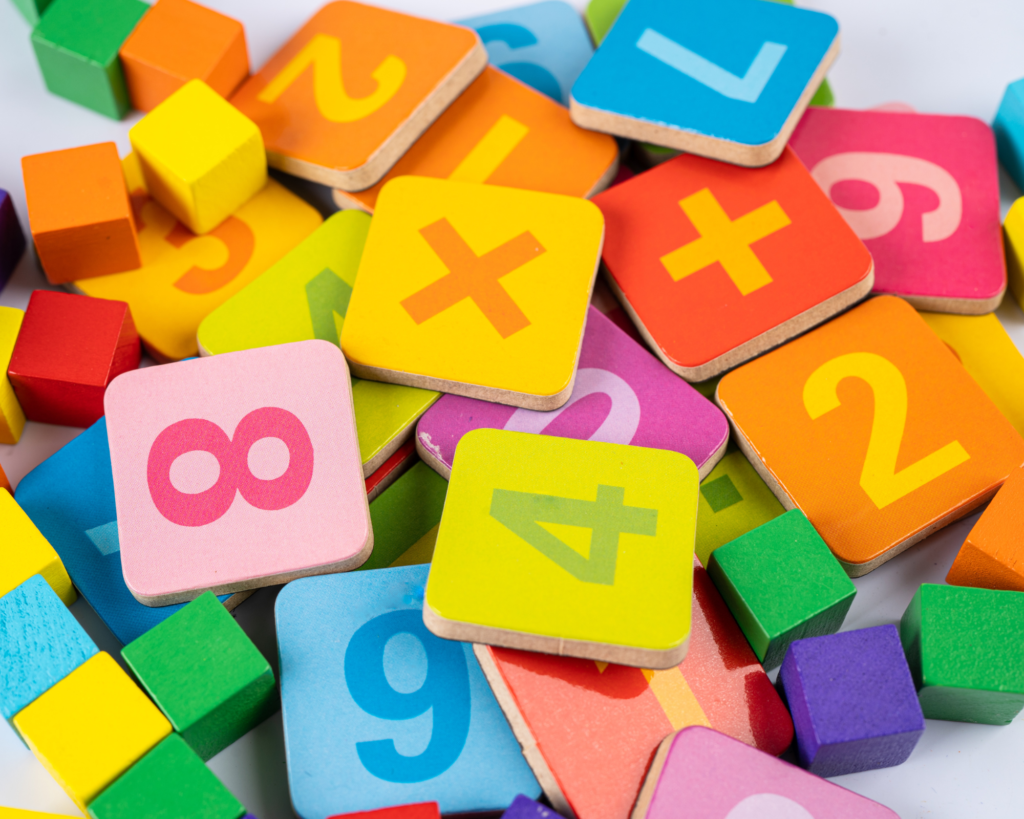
left=400, top=218, right=546, bottom=339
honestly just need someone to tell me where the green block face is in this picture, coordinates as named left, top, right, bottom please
left=707, top=509, right=856, bottom=670
left=11, top=0, right=54, bottom=25
left=87, top=734, right=245, bottom=819
left=584, top=0, right=626, bottom=44
left=30, top=0, right=148, bottom=119
left=900, top=584, right=1024, bottom=725
left=121, top=592, right=277, bottom=761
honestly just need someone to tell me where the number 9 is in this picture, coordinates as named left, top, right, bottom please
left=344, top=610, right=471, bottom=783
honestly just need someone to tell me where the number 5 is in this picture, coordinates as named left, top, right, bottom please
left=803, top=352, right=969, bottom=509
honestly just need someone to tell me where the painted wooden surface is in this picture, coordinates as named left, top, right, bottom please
left=361, top=460, right=447, bottom=571
left=0, top=188, right=26, bottom=289
left=327, top=803, right=439, bottom=819
left=0, top=490, right=74, bottom=606
left=1005, top=197, right=1024, bottom=313
left=0, top=306, right=26, bottom=444
left=947, top=467, right=1024, bottom=591
left=994, top=77, right=1024, bottom=192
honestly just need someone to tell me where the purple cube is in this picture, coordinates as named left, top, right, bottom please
left=779, top=624, right=924, bottom=777
left=501, top=796, right=565, bottom=819
left=0, top=189, right=26, bottom=290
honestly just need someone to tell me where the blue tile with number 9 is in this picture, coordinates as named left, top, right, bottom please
left=276, top=565, right=540, bottom=817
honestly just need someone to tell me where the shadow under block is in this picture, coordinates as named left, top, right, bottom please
left=778, top=625, right=924, bottom=777
left=0, top=188, right=27, bottom=289
left=717, top=296, right=1024, bottom=575
left=900, top=583, right=1024, bottom=725
left=340, top=177, right=603, bottom=410
left=7, top=290, right=140, bottom=428
left=121, top=591, right=276, bottom=761
left=12, top=652, right=172, bottom=811
left=196, top=210, right=440, bottom=476
left=948, top=467, right=1024, bottom=591
left=104, top=341, right=371, bottom=604
left=130, top=80, right=266, bottom=235
left=1006, top=198, right=1024, bottom=312
left=30, top=0, right=149, bottom=119
left=22, top=143, right=141, bottom=284
left=632, top=726, right=899, bottom=819
left=414, top=306, right=728, bottom=481
left=275, top=566, right=540, bottom=816
left=0, top=490, right=75, bottom=605
left=474, top=557, right=792, bottom=819
left=230, top=1, right=488, bottom=191
left=995, top=77, right=1024, bottom=192
left=425, top=429, right=698, bottom=668
left=593, top=148, right=873, bottom=381
left=707, top=510, right=856, bottom=670
left=119, top=0, right=249, bottom=112
left=789, top=108, right=1005, bottom=314
left=569, top=0, right=838, bottom=166
left=0, top=306, right=26, bottom=444
left=328, top=804, right=439, bottom=819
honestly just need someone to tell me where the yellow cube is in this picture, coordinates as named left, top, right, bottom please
left=0, top=490, right=74, bottom=605
left=0, top=306, right=26, bottom=444
left=12, top=652, right=171, bottom=811
left=129, top=79, right=267, bottom=235
left=1006, top=197, right=1024, bottom=311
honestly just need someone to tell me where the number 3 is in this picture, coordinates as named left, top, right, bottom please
left=803, top=352, right=969, bottom=509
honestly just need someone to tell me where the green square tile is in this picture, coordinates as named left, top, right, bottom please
left=900, top=583, right=1024, bottom=725
left=31, top=0, right=148, bottom=119
left=121, top=592, right=277, bottom=761
left=707, top=509, right=856, bottom=670
left=87, top=734, right=245, bottom=819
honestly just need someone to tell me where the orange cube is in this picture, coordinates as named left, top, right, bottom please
left=947, top=467, right=1024, bottom=592
left=22, top=143, right=141, bottom=285
left=119, top=0, right=249, bottom=112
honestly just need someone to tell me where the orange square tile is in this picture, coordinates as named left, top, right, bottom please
left=717, top=296, right=1024, bottom=575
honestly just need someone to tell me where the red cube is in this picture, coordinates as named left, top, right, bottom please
left=7, top=291, right=141, bottom=428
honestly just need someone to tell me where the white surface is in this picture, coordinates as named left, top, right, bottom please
left=1, top=0, right=1024, bottom=817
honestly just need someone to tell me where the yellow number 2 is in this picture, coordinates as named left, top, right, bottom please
left=257, top=33, right=406, bottom=123
left=803, top=352, right=969, bottom=509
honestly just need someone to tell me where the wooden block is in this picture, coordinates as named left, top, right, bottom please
left=584, top=0, right=623, bottom=45
left=22, top=143, right=141, bottom=284
left=12, top=652, right=171, bottom=811
left=230, top=1, right=487, bottom=191
left=0, top=306, right=27, bottom=444
left=0, top=461, right=10, bottom=495
left=331, top=66, right=619, bottom=214
left=0, top=575, right=98, bottom=721
left=328, top=803, right=439, bottom=819
left=632, top=726, right=899, bottom=819
left=73, top=152, right=322, bottom=362
left=1005, top=197, right=1024, bottom=313
left=7, top=290, right=140, bottom=428
left=198, top=211, right=440, bottom=476
left=0, top=490, right=75, bottom=605
left=425, top=429, right=697, bottom=668
left=275, top=565, right=540, bottom=815
left=500, top=796, right=564, bottom=819
left=119, top=0, right=249, bottom=112
left=130, top=80, right=266, bottom=235
left=594, top=148, right=873, bottom=381
left=415, top=306, right=728, bottom=480
left=570, top=0, right=838, bottom=166
left=0, top=188, right=27, bottom=288
left=341, top=177, right=603, bottom=410
left=87, top=733, right=245, bottom=819
left=105, top=341, right=370, bottom=604
left=30, top=0, right=148, bottom=119
left=475, top=556, right=793, bottom=819
left=717, top=296, right=1024, bottom=575
left=900, top=583, right=1024, bottom=724
left=778, top=625, right=923, bottom=776
left=695, top=450, right=784, bottom=567
left=121, top=591, right=276, bottom=760
left=947, top=467, right=1024, bottom=591
left=790, top=108, right=1005, bottom=314
left=14, top=418, right=249, bottom=646
left=9, top=0, right=54, bottom=24
left=0, top=808, right=80, bottom=818
left=994, top=77, right=1024, bottom=192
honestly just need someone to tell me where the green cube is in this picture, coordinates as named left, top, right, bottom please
left=121, top=592, right=277, bottom=761
left=900, top=583, right=1024, bottom=725
left=708, top=509, right=856, bottom=670
left=11, top=0, right=55, bottom=25
left=87, top=733, right=246, bottom=819
left=31, top=0, right=148, bottom=120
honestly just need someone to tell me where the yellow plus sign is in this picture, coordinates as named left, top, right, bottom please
left=660, top=188, right=792, bottom=295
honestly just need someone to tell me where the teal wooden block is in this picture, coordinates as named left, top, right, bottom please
left=0, top=574, right=98, bottom=721
left=900, top=583, right=1024, bottom=725
left=121, top=592, right=277, bottom=761
left=31, top=0, right=148, bottom=120
left=995, top=77, right=1024, bottom=192
left=87, top=733, right=246, bottom=819
left=10, top=0, right=54, bottom=25
left=707, top=509, right=856, bottom=670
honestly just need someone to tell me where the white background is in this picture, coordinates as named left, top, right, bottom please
left=1, top=1, right=1024, bottom=817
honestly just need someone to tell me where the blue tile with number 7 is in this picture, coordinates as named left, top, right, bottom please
left=276, top=565, right=539, bottom=817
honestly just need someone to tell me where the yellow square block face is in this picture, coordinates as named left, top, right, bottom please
left=0, top=491, right=75, bottom=605
left=12, top=652, right=171, bottom=811
left=1007, top=197, right=1024, bottom=311
left=340, top=177, right=604, bottom=409
left=130, top=80, right=267, bottom=235
left=424, top=429, right=699, bottom=668
left=0, top=808, right=77, bottom=818
left=0, top=306, right=27, bottom=444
